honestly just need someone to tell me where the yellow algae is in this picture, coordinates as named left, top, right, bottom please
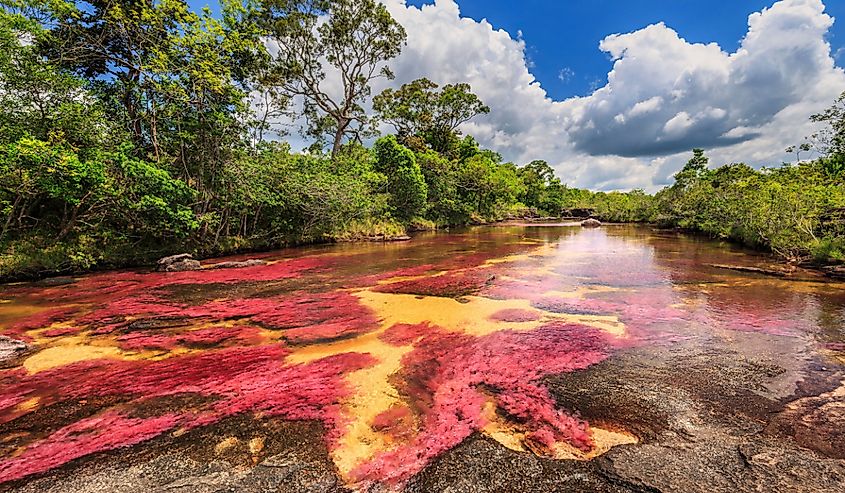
left=248, top=437, right=265, bottom=455
left=375, top=270, right=447, bottom=286
left=214, top=437, right=240, bottom=456
left=357, top=291, right=625, bottom=337
left=550, top=427, right=638, bottom=460
left=23, top=344, right=126, bottom=373
left=358, top=291, right=547, bottom=337
left=287, top=326, right=415, bottom=477
left=21, top=334, right=184, bottom=373
left=481, top=400, right=636, bottom=461
left=15, top=397, right=40, bottom=413
left=555, top=314, right=626, bottom=337
left=541, top=284, right=621, bottom=300
left=0, top=304, right=54, bottom=328
left=333, top=341, right=413, bottom=476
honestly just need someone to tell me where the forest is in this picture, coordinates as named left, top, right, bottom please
left=1, top=0, right=843, bottom=279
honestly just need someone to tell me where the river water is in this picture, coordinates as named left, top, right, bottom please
left=0, top=224, right=843, bottom=491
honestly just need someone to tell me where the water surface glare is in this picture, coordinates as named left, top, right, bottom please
left=1, top=224, right=843, bottom=490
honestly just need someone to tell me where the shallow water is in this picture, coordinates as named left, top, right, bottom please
left=0, top=224, right=843, bottom=490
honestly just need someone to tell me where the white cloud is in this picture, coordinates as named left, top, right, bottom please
left=279, top=0, right=845, bottom=191
left=558, top=67, right=575, bottom=83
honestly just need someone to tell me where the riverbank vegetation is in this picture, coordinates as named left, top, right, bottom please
left=1, top=0, right=843, bottom=279
left=573, top=149, right=845, bottom=265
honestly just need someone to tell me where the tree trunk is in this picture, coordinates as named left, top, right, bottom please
left=123, top=69, right=143, bottom=148
left=331, top=117, right=350, bottom=158
left=1, top=194, right=22, bottom=240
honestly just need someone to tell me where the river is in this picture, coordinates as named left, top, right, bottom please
left=0, top=224, right=843, bottom=492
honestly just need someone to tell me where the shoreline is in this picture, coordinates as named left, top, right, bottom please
left=1, top=219, right=841, bottom=285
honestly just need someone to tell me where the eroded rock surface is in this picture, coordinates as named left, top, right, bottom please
left=0, top=336, right=29, bottom=368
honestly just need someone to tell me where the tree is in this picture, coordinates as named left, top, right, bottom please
left=809, top=91, right=845, bottom=158
left=785, top=143, right=812, bottom=163
left=457, top=154, right=521, bottom=219
left=673, top=148, right=709, bottom=188
left=0, top=0, right=106, bottom=148
left=373, top=136, right=427, bottom=221
left=260, top=0, right=406, bottom=156
left=373, top=77, right=489, bottom=153
left=517, top=160, right=555, bottom=210
left=40, top=0, right=262, bottom=192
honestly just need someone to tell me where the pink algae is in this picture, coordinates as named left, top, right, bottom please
left=352, top=322, right=609, bottom=485
left=115, top=326, right=263, bottom=351
left=0, top=411, right=181, bottom=483
left=0, top=344, right=376, bottom=482
left=373, top=268, right=495, bottom=298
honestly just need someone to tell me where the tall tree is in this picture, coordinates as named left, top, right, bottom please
left=673, top=148, right=709, bottom=188
left=259, top=0, right=406, bottom=156
left=809, top=91, right=845, bottom=158
left=39, top=0, right=265, bottom=202
left=373, top=77, right=489, bottom=153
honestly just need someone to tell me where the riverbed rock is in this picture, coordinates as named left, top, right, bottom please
left=166, top=259, right=202, bottom=272
left=32, top=276, right=77, bottom=287
left=823, top=265, right=845, bottom=280
left=157, top=254, right=195, bottom=272
left=208, top=259, right=267, bottom=270
left=708, top=263, right=790, bottom=277
left=0, top=336, right=29, bottom=367
left=581, top=218, right=602, bottom=228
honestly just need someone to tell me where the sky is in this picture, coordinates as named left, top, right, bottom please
left=193, top=0, right=845, bottom=191
left=406, top=1, right=845, bottom=101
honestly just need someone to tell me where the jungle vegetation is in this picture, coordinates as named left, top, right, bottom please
left=0, top=0, right=843, bottom=278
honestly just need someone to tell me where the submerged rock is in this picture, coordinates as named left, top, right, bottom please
left=581, top=218, right=602, bottom=228
left=209, top=259, right=267, bottom=270
left=708, top=263, right=790, bottom=278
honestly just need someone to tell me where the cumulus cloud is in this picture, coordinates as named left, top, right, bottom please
left=567, top=0, right=843, bottom=158
left=279, top=0, right=845, bottom=190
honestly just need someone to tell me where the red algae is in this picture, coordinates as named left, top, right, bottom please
left=0, top=226, right=830, bottom=489
left=373, top=269, right=495, bottom=298
left=379, top=322, right=439, bottom=346
left=0, top=410, right=181, bottom=482
left=351, top=322, right=610, bottom=485
left=0, top=344, right=376, bottom=483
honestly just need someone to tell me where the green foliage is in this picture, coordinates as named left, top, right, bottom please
left=457, top=154, right=523, bottom=220
left=3, top=0, right=843, bottom=280
left=373, top=77, right=489, bottom=153
left=259, top=0, right=406, bottom=155
left=374, top=136, right=427, bottom=221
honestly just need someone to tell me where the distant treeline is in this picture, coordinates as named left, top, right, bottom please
left=577, top=149, right=845, bottom=264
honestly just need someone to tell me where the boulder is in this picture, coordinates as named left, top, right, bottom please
left=165, top=259, right=202, bottom=272
left=0, top=336, right=29, bottom=367
left=581, top=218, right=602, bottom=228
left=157, top=253, right=195, bottom=272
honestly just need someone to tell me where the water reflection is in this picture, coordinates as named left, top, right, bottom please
left=0, top=224, right=842, bottom=489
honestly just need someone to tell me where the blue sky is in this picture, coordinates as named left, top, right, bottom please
left=191, top=0, right=845, bottom=190
left=405, top=0, right=845, bottom=100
